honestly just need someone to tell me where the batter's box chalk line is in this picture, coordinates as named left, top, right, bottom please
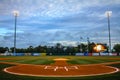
left=44, top=66, right=78, bottom=71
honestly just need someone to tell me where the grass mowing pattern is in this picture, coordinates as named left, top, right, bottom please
left=1, top=56, right=120, bottom=65
left=68, top=59, right=118, bottom=64
left=21, top=59, right=54, bottom=65
left=5, top=59, right=54, bottom=65
left=0, top=56, right=55, bottom=65
left=68, top=57, right=120, bottom=64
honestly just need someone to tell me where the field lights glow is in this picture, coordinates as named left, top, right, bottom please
left=94, top=45, right=105, bottom=52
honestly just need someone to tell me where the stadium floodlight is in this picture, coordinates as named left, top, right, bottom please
left=13, top=10, right=19, bottom=54
left=13, top=10, right=19, bottom=17
left=105, top=11, right=112, bottom=54
left=94, top=44, right=105, bottom=52
left=105, top=11, right=112, bottom=17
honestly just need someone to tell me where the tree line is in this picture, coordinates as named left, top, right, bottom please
left=0, top=43, right=120, bottom=55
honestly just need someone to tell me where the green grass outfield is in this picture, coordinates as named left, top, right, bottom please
left=0, top=56, right=120, bottom=80
left=0, top=56, right=120, bottom=65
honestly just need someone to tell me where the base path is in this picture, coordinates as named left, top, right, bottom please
left=3, top=58, right=120, bottom=77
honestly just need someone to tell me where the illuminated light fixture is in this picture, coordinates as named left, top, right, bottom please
left=13, top=10, right=19, bottom=16
left=94, top=44, right=106, bottom=52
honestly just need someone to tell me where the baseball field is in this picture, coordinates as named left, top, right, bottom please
left=0, top=56, right=120, bottom=80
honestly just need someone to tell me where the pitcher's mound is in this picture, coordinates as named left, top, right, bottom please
left=53, top=58, right=69, bottom=61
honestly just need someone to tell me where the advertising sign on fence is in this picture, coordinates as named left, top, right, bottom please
left=84, top=52, right=89, bottom=56
left=88, top=53, right=92, bottom=56
left=13, top=53, right=24, bottom=56
left=41, top=53, right=46, bottom=56
left=75, top=53, right=84, bottom=56
left=109, top=53, right=117, bottom=56
left=92, top=53, right=99, bottom=56
left=100, top=53, right=109, bottom=56
left=32, top=53, right=40, bottom=56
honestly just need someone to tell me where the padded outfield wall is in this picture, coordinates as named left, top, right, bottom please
left=75, top=53, right=118, bottom=56
left=1, top=53, right=47, bottom=56
left=0, top=52, right=119, bottom=56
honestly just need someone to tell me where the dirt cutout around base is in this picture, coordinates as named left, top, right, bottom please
left=3, top=58, right=120, bottom=77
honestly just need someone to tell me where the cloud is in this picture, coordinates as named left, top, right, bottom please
left=0, top=0, right=120, bottom=48
left=49, top=40, right=78, bottom=47
left=1, top=0, right=119, bottom=17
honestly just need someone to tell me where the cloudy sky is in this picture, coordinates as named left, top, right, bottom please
left=0, top=0, right=120, bottom=48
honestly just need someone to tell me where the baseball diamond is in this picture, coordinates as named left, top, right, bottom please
left=2, top=58, right=120, bottom=77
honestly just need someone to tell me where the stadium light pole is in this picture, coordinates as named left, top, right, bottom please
left=105, top=11, right=112, bottom=54
left=80, top=37, right=83, bottom=52
left=13, top=10, right=19, bottom=54
left=87, top=37, right=90, bottom=53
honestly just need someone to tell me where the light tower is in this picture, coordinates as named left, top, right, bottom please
left=80, top=37, right=83, bottom=52
left=105, top=11, right=112, bottom=54
left=87, top=37, right=90, bottom=53
left=13, top=10, right=19, bottom=54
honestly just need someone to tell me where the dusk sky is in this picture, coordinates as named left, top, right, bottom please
left=0, top=0, right=120, bottom=48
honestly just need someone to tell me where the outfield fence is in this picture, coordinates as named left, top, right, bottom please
left=0, top=52, right=119, bottom=56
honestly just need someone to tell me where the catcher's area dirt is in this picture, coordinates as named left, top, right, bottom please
left=1, top=58, right=120, bottom=77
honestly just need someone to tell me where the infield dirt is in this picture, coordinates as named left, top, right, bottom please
left=3, top=58, right=120, bottom=77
